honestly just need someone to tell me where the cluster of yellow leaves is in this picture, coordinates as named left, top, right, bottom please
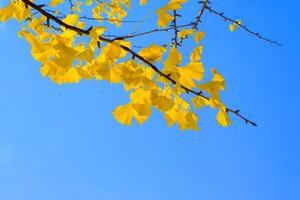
left=0, top=0, right=233, bottom=131
left=113, top=86, right=200, bottom=131
left=92, top=1, right=127, bottom=27
left=17, top=14, right=97, bottom=84
left=0, top=0, right=30, bottom=22
left=156, top=0, right=187, bottom=27
left=112, top=38, right=230, bottom=130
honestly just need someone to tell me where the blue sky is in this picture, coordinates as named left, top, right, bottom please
left=0, top=0, right=299, bottom=200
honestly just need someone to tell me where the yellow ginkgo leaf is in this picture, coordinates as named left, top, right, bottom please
left=18, top=30, right=55, bottom=62
left=0, top=3, right=14, bottom=22
left=62, top=14, right=79, bottom=26
left=113, top=102, right=151, bottom=125
left=164, top=107, right=199, bottom=131
left=191, top=96, right=209, bottom=109
left=162, top=0, right=187, bottom=10
left=229, top=20, right=242, bottom=32
left=57, top=67, right=82, bottom=84
left=130, top=88, right=151, bottom=104
left=139, top=0, right=148, bottom=5
left=0, top=1, right=30, bottom=22
left=113, top=104, right=135, bottom=126
left=194, top=31, right=205, bottom=43
left=89, top=26, right=106, bottom=49
left=49, top=0, right=64, bottom=7
left=229, top=24, right=236, bottom=32
left=160, top=47, right=182, bottom=82
left=164, top=47, right=182, bottom=68
left=139, top=44, right=166, bottom=63
left=177, top=28, right=194, bottom=39
left=216, top=105, right=231, bottom=127
left=190, top=45, right=203, bottom=62
left=156, top=10, right=173, bottom=28
left=85, top=0, right=93, bottom=6
left=40, top=61, right=57, bottom=77
left=121, top=0, right=131, bottom=8
left=77, top=66, right=93, bottom=80
left=156, top=0, right=187, bottom=27
left=151, top=94, right=174, bottom=112
left=131, top=103, right=151, bottom=124
left=103, top=42, right=122, bottom=60
left=178, top=62, right=204, bottom=88
left=197, top=68, right=225, bottom=108
left=76, top=47, right=94, bottom=63
left=174, top=95, right=190, bottom=110
left=43, top=64, right=82, bottom=84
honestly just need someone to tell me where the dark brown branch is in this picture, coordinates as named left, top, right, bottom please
left=177, top=0, right=208, bottom=45
left=193, top=0, right=208, bottom=30
left=78, top=16, right=142, bottom=23
left=20, top=0, right=257, bottom=127
left=110, top=23, right=193, bottom=40
left=227, top=108, right=257, bottom=127
left=204, top=4, right=282, bottom=46
left=22, top=0, right=90, bottom=35
left=43, top=23, right=62, bottom=32
left=172, top=10, right=179, bottom=47
left=68, top=0, right=74, bottom=14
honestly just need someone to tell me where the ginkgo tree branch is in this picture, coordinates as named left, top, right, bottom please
left=78, top=15, right=142, bottom=23
left=68, top=0, right=74, bottom=14
left=110, top=23, right=194, bottom=40
left=226, top=108, right=257, bottom=127
left=202, top=2, right=282, bottom=46
left=172, top=10, right=180, bottom=47
left=176, top=0, right=208, bottom=46
left=20, top=0, right=257, bottom=127
left=192, top=0, right=208, bottom=30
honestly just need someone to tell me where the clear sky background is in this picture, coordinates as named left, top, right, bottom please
left=0, top=0, right=299, bottom=200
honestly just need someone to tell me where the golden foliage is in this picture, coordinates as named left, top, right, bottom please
left=0, top=0, right=241, bottom=131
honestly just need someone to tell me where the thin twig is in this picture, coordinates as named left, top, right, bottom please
left=177, top=0, right=208, bottom=45
left=172, top=10, right=179, bottom=47
left=111, top=23, right=193, bottom=40
left=193, top=0, right=208, bottom=30
left=79, top=16, right=143, bottom=23
left=44, top=9, right=142, bottom=23
left=204, top=4, right=282, bottom=46
left=68, top=0, right=74, bottom=14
